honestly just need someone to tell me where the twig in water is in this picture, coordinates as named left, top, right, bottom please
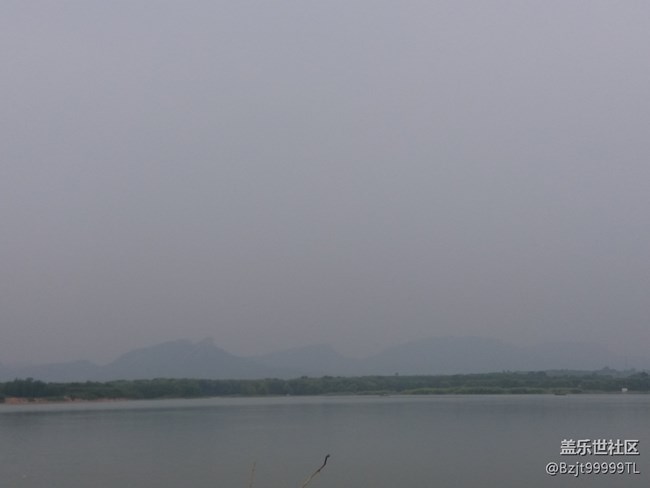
left=300, top=454, right=330, bottom=488
left=248, top=461, right=256, bottom=488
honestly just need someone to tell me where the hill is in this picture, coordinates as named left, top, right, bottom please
left=0, top=336, right=644, bottom=381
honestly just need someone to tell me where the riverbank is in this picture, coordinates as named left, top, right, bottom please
left=1, top=371, right=648, bottom=404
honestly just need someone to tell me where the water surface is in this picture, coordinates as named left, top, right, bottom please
left=1, top=394, right=647, bottom=487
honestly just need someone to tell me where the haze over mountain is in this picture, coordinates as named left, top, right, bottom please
left=1, top=337, right=645, bottom=382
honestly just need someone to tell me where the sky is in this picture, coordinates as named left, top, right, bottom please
left=1, top=1, right=649, bottom=365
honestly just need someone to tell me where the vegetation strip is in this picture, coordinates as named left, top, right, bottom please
left=1, top=371, right=648, bottom=402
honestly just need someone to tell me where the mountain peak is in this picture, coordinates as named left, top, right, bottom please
left=1, top=337, right=645, bottom=382
left=197, top=337, right=215, bottom=347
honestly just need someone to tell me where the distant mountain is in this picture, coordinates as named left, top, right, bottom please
left=364, top=336, right=642, bottom=374
left=364, top=336, right=524, bottom=375
left=520, top=341, right=615, bottom=371
left=98, top=338, right=284, bottom=380
left=0, top=362, right=10, bottom=380
left=0, top=336, right=645, bottom=382
left=0, top=339, right=293, bottom=382
left=253, top=344, right=364, bottom=377
left=15, top=360, right=103, bottom=382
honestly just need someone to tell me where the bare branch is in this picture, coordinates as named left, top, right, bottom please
left=300, top=455, right=330, bottom=488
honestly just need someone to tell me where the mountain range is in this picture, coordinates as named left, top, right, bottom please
left=0, top=336, right=646, bottom=382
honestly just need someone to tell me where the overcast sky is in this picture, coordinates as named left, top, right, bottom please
left=1, top=1, right=649, bottom=365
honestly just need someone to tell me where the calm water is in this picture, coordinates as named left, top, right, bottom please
left=0, top=394, right=647, bottom=487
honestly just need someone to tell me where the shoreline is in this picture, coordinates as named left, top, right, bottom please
left=2, top=396, right=131, bottom=405
left=1, top=390, right=642, bottom=406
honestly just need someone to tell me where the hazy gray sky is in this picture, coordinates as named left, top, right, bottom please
left=2, top=1, right=649, bottom=365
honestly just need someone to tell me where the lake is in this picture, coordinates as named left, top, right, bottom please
left=0, top=394, right=647, bottom=487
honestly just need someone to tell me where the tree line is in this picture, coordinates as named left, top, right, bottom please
left=1, top=371, right=648, bottom=402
